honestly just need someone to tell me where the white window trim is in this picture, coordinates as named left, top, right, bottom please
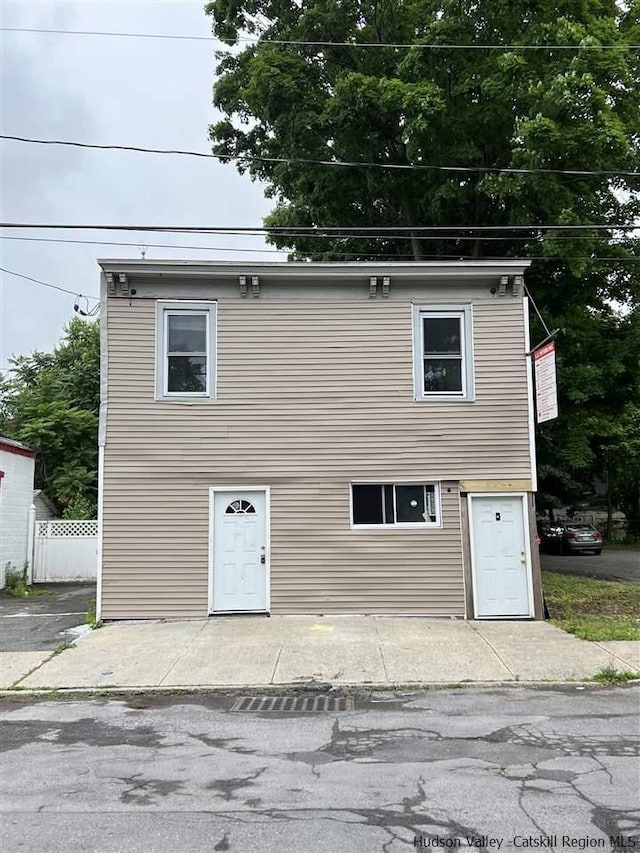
left=349, top=481, right=442, bottom=529
left=155, top=300, right=217, bottom=401
left=413, top=304, right=474, bottom=402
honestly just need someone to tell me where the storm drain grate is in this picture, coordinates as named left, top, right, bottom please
left=232, top=695, right=354, bottom=713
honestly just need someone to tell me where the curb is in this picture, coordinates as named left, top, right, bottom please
left=1, top=679, right=639, bottom=699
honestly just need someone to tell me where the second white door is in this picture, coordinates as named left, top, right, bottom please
left=212, top=490, right=267, bottom=613
left=470, top=494, right=531, bottom=618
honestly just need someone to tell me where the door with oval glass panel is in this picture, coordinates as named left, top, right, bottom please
left=211, top=490, right=268, bottom=613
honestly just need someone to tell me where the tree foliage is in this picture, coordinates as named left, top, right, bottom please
left=207, top=0, right=639, bottom=267
left=0, top=318, right=99, bottom=518
left=207, top=0, right=640, bottom=529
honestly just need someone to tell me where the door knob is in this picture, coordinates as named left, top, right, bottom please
left=260, top=554, right=266, bottom=564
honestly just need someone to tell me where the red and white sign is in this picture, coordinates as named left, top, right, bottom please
left=534, top=341, right=558, bottom=423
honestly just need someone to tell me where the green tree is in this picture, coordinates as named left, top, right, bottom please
left=0, top=318, right=99, bottom=518
left=206, top=0, right=640, bottom=528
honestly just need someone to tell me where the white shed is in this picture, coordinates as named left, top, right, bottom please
left=0, top=437, right=36, bottom=588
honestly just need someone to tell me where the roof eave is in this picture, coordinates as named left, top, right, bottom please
left=97, top=259, right=532, bottom=281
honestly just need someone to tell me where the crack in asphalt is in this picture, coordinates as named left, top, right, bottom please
left=206, top=768, right=267, bottom=801
left=114, top=774, right=184, bottom=806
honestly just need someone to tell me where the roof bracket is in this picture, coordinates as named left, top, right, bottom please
left=251, top=275, right=260, bottom=297
left=239, top=275, right=247, bottom=297
left=105, top=272, right=116, bottom=296
left=382, top=276, right=390, bottom=297
left=512, top=274, right=523, bottom=296
left=118, top=273, right=129, bottom=295
left=369, top=276, right=378, bottom=297
left=498, top=275, right=508, bottom=296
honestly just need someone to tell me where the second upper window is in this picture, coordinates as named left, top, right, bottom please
left=414, top=306, right=474, bottom=401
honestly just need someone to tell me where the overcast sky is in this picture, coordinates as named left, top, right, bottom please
left=0, top=0, right=282, bottom=368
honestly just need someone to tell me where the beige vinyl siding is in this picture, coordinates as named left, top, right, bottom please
left=102, top=292, right=530, bottom=618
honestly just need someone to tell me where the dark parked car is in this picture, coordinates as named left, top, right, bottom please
left=538, top=523, right=603, bottom=555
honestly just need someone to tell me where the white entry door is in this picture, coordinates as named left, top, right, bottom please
left=470, top=495, right=531, bottom=618
left=211, top=490, right=268, bottom=613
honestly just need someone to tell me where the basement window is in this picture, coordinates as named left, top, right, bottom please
left=351, top=483, right=440, bottom=527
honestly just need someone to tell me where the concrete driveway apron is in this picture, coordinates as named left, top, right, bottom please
left=0, top=583, right=95, bottom=688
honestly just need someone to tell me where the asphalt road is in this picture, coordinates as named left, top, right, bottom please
left=540, top=548, right=639, bottom=584
left=0, top=583, right=96, bottom=651
left=1, top=687, right=638, bottom=852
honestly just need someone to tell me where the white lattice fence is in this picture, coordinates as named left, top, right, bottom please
left=33, top=520, right=98, bottom=582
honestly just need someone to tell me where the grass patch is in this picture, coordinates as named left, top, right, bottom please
left=84, top=597, right=102, bottom=629
left=2, top=563, right=54, bottom=598
left=25, top=587, right=55, bottom=598
left=542, top=570, right=640, bottom=641
left=590, top=666, right=638, bottom=685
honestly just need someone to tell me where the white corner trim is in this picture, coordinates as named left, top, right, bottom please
left=96, top=273, right=108, bottom=622
left=458, top=490, right=468, bottom=620
left=96, top=444, right=105, bottom=621
left=523, top=297, right=537, bottom=491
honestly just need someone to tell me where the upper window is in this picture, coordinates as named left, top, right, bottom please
left=413, top=306, right=474, bottom=401
left=156, top=302, right=216, bottom=400
left=351, top=483, right=440, bottom=527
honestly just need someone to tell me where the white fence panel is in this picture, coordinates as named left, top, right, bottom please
left=33, top=520, right=98, bottom=582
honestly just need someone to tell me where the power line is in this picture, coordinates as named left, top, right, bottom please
left=1, top=26, right=638, bottom=50
left=1, top=222, right=637, bottom=234
left=1, top=235, right=288, bottom=255
left=0, top=266, right=99, bottom=300
left=2, top=135, right=638, bottom=178
left=1, top=235, right=638, bottom=256
left=1, top=238, right=636, bottom=268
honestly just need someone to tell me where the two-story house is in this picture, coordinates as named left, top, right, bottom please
left=96, top=260, right=543, bottom=622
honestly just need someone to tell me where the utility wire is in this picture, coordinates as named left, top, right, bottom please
left=1, top=26, right=638, bottom=50
left=2, top=135, right=638, bottom=178
left=525, top=285, right=552, bottom=337
left=0, top=223, right=637, bottom=234
left=0, top=266, right=99, bottom=300
left=1, top=235, right=638, bottom=258
left=1, top=235, right=288, bottom=255
left=1, top=234, right=634, bottom=246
